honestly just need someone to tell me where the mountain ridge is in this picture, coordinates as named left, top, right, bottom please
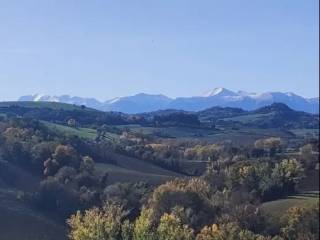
left=19, top=88, right=319, bottom=114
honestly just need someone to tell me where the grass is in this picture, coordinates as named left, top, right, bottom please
left=222, top=112, right=275, bottom=123
left=261, top=191, right=319, bottom=219
left=42, top=121, right=98, bottom=139
left=120, top=124, right=296, bottom=144
left=96, top=163, right=177, bottom=185
left=120, top=124, right=220, bottom=139
left=95, top=151, right=183, bottom=184
left=43, top=121, right=120, bottom=141
left=262, top=169, right=319, bottom=218
left=289, top=128, right=319, bottom=138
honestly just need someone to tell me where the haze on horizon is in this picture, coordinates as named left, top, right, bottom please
left=0, top=0, right=319, bottom=101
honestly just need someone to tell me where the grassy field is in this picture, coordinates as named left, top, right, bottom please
left=43, top=122, right=309, bottom=145
left=261, top=191, right=319, bottom=219
left=262, top=169, right=319, bottom=219
left=42, top=121, right=98, bottom=139
left=95, top=152, right=183, bottom=184
left=43, top=121, right=121, bottom=141
left=222, top=112, right=275, bottom=123
left=289, top=128, right=319, bottom=138
left=96, top=163, right=178, bottom=184
left=117, top=124, right=218, bottom=137
left=121, top=124, right=298, bottom=142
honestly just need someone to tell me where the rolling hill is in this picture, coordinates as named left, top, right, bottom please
left=1, top=101, right=318, bottom=131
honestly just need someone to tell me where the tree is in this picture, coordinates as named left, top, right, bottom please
left=102, top=182, right=150, bottom=219
left=157, top=213, right=194, bottom=240
left=133, top=208, right=156, bottom=240
left=280, top=205, right=319, bottom=240
left=39, top=177, right=80, bottom=218
left=68, top=118, right=77, bottom=128
left=254, top=138, right=283, bottom=157
left=53, top=145, right=79, bottom=167
left=31, top=141, right=56, bottom=170
left=121, top=220, right=134, bottom=240
left=80, top=156, right=95, bottom=174
left=67, top=202, right=126, bottom=240
left=44, top=145, right=81, bottom=176
left=196, top=222, right=281, bottom=240
left=146, top=178, right=215, bottom=230
left=271, top=158, right=304, bottom=194
left=300, top=144, right=317, bottom=169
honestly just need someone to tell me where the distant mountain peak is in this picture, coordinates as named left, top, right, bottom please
left=17, top=89, right=319, bottom=114
left=202, top=87, right=236, bottom=97
left=132, top=93, right=171, bottom=100
left=237, top=90, right=258, bottom=97
left=33, top=93, right=45, bottom=101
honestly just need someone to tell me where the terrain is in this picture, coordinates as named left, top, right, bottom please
left=0, top=100, right=318, bottom=240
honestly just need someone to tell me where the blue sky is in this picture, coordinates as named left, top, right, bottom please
left=0, top=0, right=318, bottom=100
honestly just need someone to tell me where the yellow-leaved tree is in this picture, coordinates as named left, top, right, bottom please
left=67, top=202, right=126, bottom=240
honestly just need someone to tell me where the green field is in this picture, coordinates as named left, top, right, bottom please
left=43, top=121, right=122, bottom=141
left=42, top=121, right=98, bottom=139
left=42, top=121, right=119, bottom=141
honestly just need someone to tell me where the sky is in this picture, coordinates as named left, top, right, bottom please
left=0, top=0, right=319, bottom=101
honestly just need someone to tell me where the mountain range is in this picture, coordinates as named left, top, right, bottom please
left=19, top=88, right=319, bottom=114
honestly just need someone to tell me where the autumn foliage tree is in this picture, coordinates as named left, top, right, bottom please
left=67, top=202, right=128, bottom=240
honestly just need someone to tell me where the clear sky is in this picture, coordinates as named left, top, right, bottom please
left=0, top=0, right=319, bottom=101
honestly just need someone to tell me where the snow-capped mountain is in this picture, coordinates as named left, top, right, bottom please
left=202, top=87, right=238, bottom=97
left=18, top=88, right=319, bottom=114
left=102, top=93, right=172, bottom=113
left=19, top=94, right=103, bottom=109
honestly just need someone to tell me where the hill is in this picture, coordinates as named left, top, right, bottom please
left=0, top=101, right=132, bottom=126
left=200, top=103, right=319, bottom=129
left=1, top=101, right=318, bottom=136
